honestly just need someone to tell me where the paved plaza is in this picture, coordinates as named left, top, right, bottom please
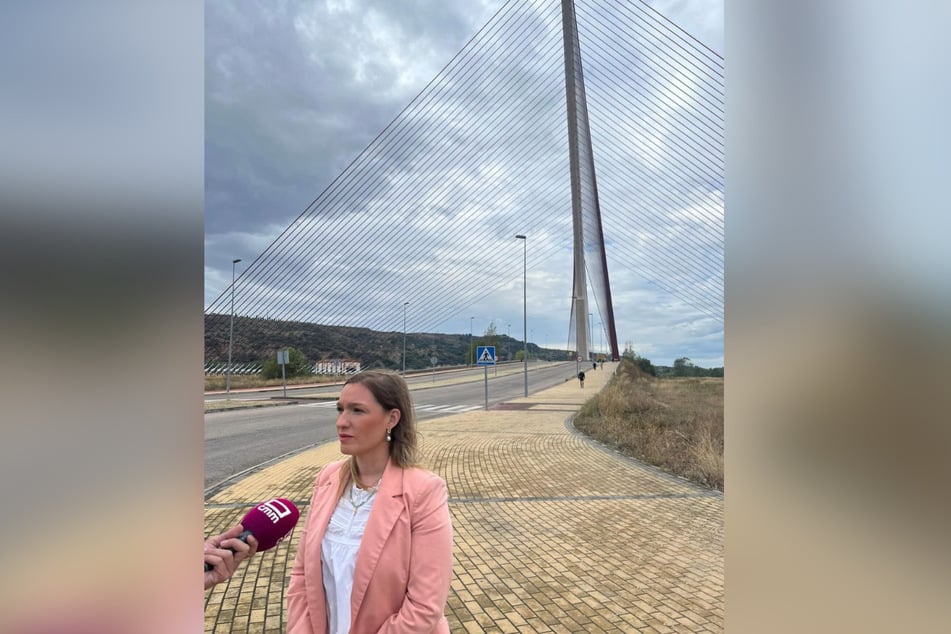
left=204, top=364, right=723, bottom=633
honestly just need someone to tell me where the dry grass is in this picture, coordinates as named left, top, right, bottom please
left=204, top=399, right=288, bottom=412
left=574, top=360, right=723, bottom=490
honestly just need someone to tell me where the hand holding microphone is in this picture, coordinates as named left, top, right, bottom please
left=204, top=498, right=300, bottom=589
left=204, top=523, right=258, bottom=589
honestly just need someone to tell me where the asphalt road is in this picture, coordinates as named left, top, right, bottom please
left=204, top=361, right=584, bottom=492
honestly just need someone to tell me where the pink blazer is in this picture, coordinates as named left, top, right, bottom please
left=286, top=459, right=453, bottom=633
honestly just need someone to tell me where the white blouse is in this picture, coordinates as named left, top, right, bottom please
left=320, top=484, right=377, bottom=634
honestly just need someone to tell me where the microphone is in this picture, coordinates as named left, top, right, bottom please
left=205, top=497, right=300, bottom=572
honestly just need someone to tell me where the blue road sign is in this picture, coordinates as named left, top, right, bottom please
left=476, top=346, right=496, bottom=365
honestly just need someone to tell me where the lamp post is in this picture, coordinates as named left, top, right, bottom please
left=402, top=301, right=409, bottom=374
left=588, top=312, right=594, bottom=362
left=515, top=234, right=527, bottom=396
left=469, top=316, right=474, bottom=367
left=573, top=295, right=581, bottom=376
left=598, top=321, right=603, bottom=358
left=226, top=258, right=241, bottom=396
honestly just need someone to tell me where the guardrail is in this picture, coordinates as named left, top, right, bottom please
left=204, top=362, right=262, bottom=375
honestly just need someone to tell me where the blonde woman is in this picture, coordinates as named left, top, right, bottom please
left=287, top=371, right=453, bottom=633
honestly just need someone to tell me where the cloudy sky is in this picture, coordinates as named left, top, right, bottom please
left=205, top=0, right=724, bottom=367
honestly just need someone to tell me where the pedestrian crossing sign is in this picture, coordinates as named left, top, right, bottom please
left=476, top=346, right=496, bottom=365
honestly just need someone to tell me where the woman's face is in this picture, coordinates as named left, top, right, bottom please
left=335, top=382, right=399, bottom=458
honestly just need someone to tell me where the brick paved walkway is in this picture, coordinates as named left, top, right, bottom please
left=204, top=363, right=723, bottom=633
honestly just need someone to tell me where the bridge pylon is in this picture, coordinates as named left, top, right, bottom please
left=561, top=0, right=620, bottom=361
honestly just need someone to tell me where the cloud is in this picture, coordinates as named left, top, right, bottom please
left=205, top=0, right=724, bottom=367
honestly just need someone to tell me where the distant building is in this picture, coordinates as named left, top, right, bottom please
left=315, top=358, right=361, bottom=375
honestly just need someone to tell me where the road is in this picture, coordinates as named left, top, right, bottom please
left=204, top=361, right=584, bottom=492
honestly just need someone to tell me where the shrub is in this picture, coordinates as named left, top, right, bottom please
left=261, top=347, right=313, bottom=379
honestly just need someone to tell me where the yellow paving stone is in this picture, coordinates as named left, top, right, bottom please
left=497, top=619, right=520, bottom=634
left=248, top=608, right=266, bottom=623
left=589, top=614, right=616, bottom=629
left=526, top=617, right=552, bottom=631
left=474, top=611, right=498, bottom=629
left=684, top=607, right=711, bottom=623
left=620, top=614, right=650, bottom=629
left=506, top=610, right=528, bottom=625
left=463, top=619, right=485, bottom=634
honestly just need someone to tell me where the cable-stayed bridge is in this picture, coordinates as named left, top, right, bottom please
left=205, top=0, right=722, bottom=369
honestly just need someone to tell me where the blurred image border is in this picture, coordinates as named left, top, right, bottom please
left=0, top=1, right=947, bottom=631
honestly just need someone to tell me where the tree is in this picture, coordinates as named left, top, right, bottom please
left=484, top=321, right=501, bottom=360
left=673, top=357, right=696, bottom=377
left=261, top=347, right=312, bottom=379
left=635, top=356, right=656, bottom=376
left=467, top=321, right=503, bottom=364
left=622, top=343, right=656, bottom=376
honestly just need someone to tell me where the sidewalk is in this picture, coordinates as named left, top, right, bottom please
left=203, top=363, right=723, bottom=633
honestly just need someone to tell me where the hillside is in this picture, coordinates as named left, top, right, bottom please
left=205, top=314, right=560, bottom=372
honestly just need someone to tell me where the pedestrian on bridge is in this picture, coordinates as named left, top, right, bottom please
left=287, top=370, right=453, bottom=634
left=578, top=370, right=586, bottom=387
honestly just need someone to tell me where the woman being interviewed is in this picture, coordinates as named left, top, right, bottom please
left=287, top=371, right=453, bottom=633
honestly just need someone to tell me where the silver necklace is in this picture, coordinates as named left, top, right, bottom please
left=348, top=482, right=379, bottom=516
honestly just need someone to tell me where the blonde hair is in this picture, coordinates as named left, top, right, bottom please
left=335, top=370, right=419, bottom=499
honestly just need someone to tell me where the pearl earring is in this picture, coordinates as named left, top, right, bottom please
left=386, top=428, right=391, bottom=442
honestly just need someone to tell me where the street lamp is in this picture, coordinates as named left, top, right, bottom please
left=226, top=258, right=242, bottom=396
left=588, top=312, right=593, bottom=363
left=402, top=301, right=410, bottom=374
left=598, top=321, right=603, bottom=358
left=469, top=316, right=474, bottom=367
left=572, top=294, right=582, bottom=375
left=515, top=234, right=527, bottom=396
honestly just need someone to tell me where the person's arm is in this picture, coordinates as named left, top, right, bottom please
left=204, top=523, right=258, bottom=590
left=375, top=474, right=453, bottom=633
